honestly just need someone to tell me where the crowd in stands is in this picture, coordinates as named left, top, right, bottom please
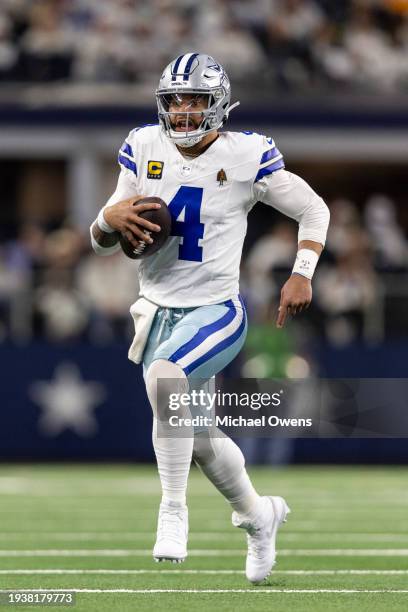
left=0, top=0, right=408, bottom=93
left=244, top=194, right=408, bottom=346
left=0, top=0, right=407, bottom=346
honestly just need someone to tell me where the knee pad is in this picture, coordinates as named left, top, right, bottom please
left=192, top=433, right=224, bottom=465
left=193, top=433, right=245, bottom=479
left=145, top=359, right=189, bottom=420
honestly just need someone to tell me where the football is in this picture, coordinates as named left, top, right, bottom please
left=120, top=196, right=172, bottom=259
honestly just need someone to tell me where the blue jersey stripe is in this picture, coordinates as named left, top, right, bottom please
left=183, top=53, right=199, bottom=80
left=183, top=296, right=247, bottom=375
left=118, top=154, right=137, bottom=175
left=120, top=141, right=133, bottom=158
left=254, top=159, right=285, bottom=182
left=171, top=54, right=185, bottom=81
left=260, top=146, right=280, bottom=165
left=169, top=299, right=236, bottom=364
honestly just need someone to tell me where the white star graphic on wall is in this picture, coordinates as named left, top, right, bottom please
left=29, top=362, right=107, bottom=437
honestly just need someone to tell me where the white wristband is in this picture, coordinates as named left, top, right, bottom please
left=97, top=207, right=115, bottom=233
left=292, top=248, right=319, bottom=280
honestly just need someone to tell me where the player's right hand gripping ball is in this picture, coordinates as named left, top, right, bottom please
left=120, top=197, right=172, bottom=259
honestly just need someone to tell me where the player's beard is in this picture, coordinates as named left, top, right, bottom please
left=171, top=113, right=203, bottom=133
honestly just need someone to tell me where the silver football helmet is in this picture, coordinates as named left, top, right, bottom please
left=156, top=53, right=240, bottom=148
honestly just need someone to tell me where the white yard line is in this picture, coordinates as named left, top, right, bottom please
left=0, top=533, right=242, bottom=541
left=281, top=534, right=408, bottom=542
left=1, top=507, right=407, bottom=511
left=1, top=569, right=408, bottom=575
left=1, top=532, right=408, bottom=542
left=0, top=588, right=407, bottom=594
left=0, top=549, right=407, bottom=557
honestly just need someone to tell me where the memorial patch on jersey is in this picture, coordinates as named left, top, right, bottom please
left=147, top=160, right=164, bottom=179
left=217, top=169, right=227, bottom=186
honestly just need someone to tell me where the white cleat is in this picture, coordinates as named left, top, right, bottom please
left=153, top=501, right=188, bottom=563
left=232, top=495, right=290, bottom=584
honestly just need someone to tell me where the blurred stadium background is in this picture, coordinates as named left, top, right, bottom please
left=0, top=0, right=408, bottom=467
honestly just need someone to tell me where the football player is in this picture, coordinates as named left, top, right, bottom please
left=90, top=53, right=330, bottom=583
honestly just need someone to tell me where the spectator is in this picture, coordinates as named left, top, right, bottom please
left=0, top=12, right=18, bottom=80
left=364, top=194, right=408, bottom=270
left=344, top=0, right=405, bottom=91
left=72, top=12, right=134, bottom=82
left=0, top=0, right=407, bottom=91
left=245, top=221, right=297, bottom=319
left=76, top=249, right=140, bottom=343
left=18, top=0, right=74, bottom=81
left=34, top=228, right=88, bottom=341
left=325, top=198, right=361, bottom=258
left=314, top=227, right=379, bottom=344
left=266, top=0, right=327, bottom=87
left=196, top=18, right=266, bottom=80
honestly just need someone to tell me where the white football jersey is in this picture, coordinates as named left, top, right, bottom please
left=105, top=124, right=288, bottom=308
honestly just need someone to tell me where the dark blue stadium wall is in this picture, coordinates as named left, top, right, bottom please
left=1, top=102, right=408, bottom=129
left=1, top=341, right=408, bottom=463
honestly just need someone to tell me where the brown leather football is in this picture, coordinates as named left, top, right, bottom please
left=119, top=197, right=171, bottom=259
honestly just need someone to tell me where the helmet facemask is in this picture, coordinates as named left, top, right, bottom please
left=156, top=88, right=228, bottom=148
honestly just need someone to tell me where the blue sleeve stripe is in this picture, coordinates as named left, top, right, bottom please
left=118, top=154, right=137, bottom=176
left=254, top=159, right=285, bottom=182
left=120, top=141, right=133, bottom=158
left=260, top=146, right=280, bottom=164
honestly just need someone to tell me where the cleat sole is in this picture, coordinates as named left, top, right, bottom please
left=153, top=556, right=186, bottom=563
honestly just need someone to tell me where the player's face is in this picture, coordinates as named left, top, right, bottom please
left=168, top=93, right=209, bottom=132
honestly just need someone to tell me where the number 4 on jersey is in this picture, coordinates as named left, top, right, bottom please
left=168, top=186, right=204, bottom=262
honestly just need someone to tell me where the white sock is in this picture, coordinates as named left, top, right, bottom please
left=146, top=359, right=193, bottom=507
left=193, top=430, right=263, bottom=519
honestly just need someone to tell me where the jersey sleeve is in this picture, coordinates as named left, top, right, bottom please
left=90, top=133, right=140, bottom=256
left=104, top=169, right=138, bottom=208
left=105, top=128, right=142, bottom=206
left=90, top=170, right=132, bottom=256
left=90, top=128, right=147, bottom=256
left=254, top=168, right=330, bottom=247
left=253, top=135, right=285, bottom=184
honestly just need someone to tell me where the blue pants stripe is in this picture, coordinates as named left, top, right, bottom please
left=168, top=299, right=235, bottom=363
left=183, top=296, right=246, bottom=375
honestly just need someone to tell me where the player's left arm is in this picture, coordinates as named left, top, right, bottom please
left=254, top=168, right=330, bottom=328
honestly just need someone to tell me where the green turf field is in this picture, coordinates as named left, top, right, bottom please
left=0, top=465, right=407, bottom=611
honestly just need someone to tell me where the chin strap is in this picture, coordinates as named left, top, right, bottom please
left=176, top=135, right=203, bottom=149
left=226, top=100, right=240, bottom=118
